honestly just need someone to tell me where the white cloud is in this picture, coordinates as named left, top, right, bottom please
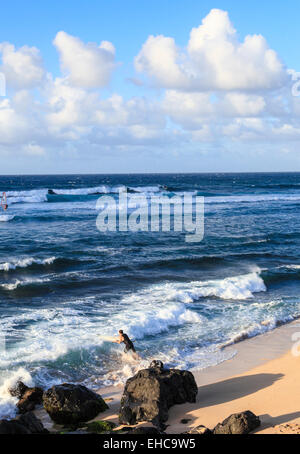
left=0, top=98, right=30, bottom=144
left=221, top=93, right=266, bottom=116
left=0, top=42, right=45, bottom=89
left=23, top=143, right=45, bottom=156
left=135, top=8, right=286, bottom=92
left=53, top=31, right=116, bottom=88
left=1, top=10, right=300, bottom=169
left=135, top=35, right=187, bottom=88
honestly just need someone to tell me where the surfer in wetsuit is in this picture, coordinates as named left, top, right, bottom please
left=114, top=330, right=140, bottom=360
left=1, top=192, right=8, bottom=211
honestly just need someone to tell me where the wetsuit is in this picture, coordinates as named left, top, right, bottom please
left=122, top=333, right=136, bottom=353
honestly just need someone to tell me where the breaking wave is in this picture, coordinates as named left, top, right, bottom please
left=0, top=257, right=56, bottom=271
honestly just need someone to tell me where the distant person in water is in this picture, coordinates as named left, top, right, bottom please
left=1, top=192, right=8, bottom=211
left=114, top=330, right=140, bottom=360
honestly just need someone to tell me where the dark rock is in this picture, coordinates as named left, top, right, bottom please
left=8, top=380, right=43, bottom=413
left=9, top=381, right=29, bottom=399
left=0, top=412, right=47, bottom=434
left=0, top=420, right=30, bottom=434
left=17, top=412, right=48, bottom=433
left=119, top=362, right=198, bottom=427
left=213, top=411, right=261, bottom=434
left=181, top=418, right=192, bottom=424
left=149, top=360, right=164, bottom=371
left=48, top=189, right=56, bottom=195
left=17, top=387, right=43, bottom=413
left=43, top=383, right=108, bottom=425
left=185, top=425, right=212, bottom=435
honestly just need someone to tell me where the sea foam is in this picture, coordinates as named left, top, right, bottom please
left=0, top=257, right=56, bottom=271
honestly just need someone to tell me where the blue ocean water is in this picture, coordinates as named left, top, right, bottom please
left=1, top=172, right=300, bottom=417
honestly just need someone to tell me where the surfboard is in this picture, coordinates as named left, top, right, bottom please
left=98, top=335, right=117, bottom=342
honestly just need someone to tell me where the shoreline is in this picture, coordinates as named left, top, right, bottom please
left=99, top=319, right=300, bottom=434
left=36, top=319, right=300, bottom=433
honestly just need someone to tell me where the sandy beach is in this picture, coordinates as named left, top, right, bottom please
left=64, top=319, right=300, bottom=435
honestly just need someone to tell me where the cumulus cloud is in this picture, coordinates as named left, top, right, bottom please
left=53, top=31, right=117, bottom=88
left=23, top=143, right=45, bottom=156
left=0, top=99, right=27, bottom=144
left=1, top=9, right=300, bottom=169
left=0, top=43, right=45, bottom=89
left=135, top=8, right=286, bottom=92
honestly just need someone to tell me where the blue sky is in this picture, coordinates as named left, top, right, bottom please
left=0, top=1, right=300, bottom=173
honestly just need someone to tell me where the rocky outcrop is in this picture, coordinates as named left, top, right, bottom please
left=213, top=411, right=260, bottom=434
left=9, top=381, right=29, bottom=398
left=17, top=387, right=43, bottom=413
left=0, top=412, right=48, bottom=434
left=119, top=361, right=198, bottom=428
left=43, top=383, right=108, bottom=425
left=9, top=381, right=43, bottom=413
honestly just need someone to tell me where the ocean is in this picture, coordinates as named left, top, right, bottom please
left=1, top=172, right=300, bottom=418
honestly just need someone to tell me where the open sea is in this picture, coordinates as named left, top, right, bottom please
left=1, top=172, right=300, bottom=418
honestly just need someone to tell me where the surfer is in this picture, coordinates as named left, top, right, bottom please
left=1, top=192, right=8, bottom=211
left=113, top=330, right=140, bottom=360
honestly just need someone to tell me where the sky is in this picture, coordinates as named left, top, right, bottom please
left=0, top=0, right=300, bottom=174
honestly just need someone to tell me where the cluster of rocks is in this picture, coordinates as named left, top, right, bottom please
left=0, top=381, right=109, bottom=434
left=0, top=412, right=48, bottom=434
left=0, top=361, right=261, bottom=435
left=186, top=410, right=261, bottom=435
left=118, top=360, right=260, bottom=435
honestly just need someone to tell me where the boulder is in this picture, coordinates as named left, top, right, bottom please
left=0, top=412, right=47, bottom=434
left=9, top=380, right=29, bottom=399
left=8, top=380, right=43, bottom=413
left=149, top=360, right=164, bottom=371
left=17, top=412, right=48, bottom=433
left=43, top=383, right=108, bottom=425
left=17, top=387, right=43, bottom=413
left=119, top=361, right=198, bottom=428
left=0, top=420, right=30, bottom=434
left=213, top=411, right=260, bottom=434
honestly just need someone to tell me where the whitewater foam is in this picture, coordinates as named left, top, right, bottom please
left=206, top=193, right=300, bottom=205
left=7, top=189, right=48, bottom=204
left=0, top=215, right=15, bottom=222
left=0, top=368, right=34, bottom=419
left=222, top=313, right=296, bottom=348
left=172, top=272, right=267, bottom=302
left=1, top=277, right=51, bottom=290
left=0, top=256, right=56, bottom=271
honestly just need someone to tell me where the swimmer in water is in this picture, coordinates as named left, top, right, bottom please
left=113, top=330, right=140, bottom=360
left=1, top=192, right=8, bottom=211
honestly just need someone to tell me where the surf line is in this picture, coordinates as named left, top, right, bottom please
left=95, top=188, right=204, bottom=243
